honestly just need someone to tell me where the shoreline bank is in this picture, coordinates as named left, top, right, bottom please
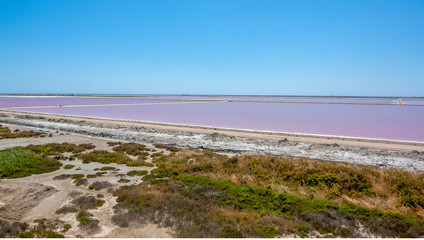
left=1, top=110, right=424, bottom=172
left=2, top=109, right=424, bottom=152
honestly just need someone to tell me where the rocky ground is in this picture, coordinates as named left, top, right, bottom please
left=0, top=112, right=423, bottom=171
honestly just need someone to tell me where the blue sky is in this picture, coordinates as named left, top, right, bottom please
left=0, top=0, right=423, bottom=96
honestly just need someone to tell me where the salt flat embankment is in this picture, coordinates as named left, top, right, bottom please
left=1, top=110, right=423, bottom=172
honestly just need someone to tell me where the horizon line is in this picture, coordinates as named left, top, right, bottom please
left=1, top=93, right=424, bottom=98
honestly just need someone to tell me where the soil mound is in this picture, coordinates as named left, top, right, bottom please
left=0, top=182, right=57, bottom=221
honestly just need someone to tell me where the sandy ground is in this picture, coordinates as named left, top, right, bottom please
left=0, top=130, right=172, bottom=238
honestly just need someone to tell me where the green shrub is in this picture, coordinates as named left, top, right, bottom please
left=154, top=143, right=180, bottom=152
left=112, top=142, right=148, bottom=156
left=46, top=230, right=64, bottom=238
left=95, top=171, right=107, bottom=176
left=0, top=125, right=45, bottom=139
left=64, top=164, right=75, bottom=169
left=18, top=232, right=35, bottom=238
left=71, top=174, right=84, bottom=179
left=150, top=152, right=163, bottom=158
left=107, top=141, right=121, bottom=146
left=127, top=170, right=148, bottom=177
left=100, top=166, right=116, bottom=171
left=76, top=210, right=100, bottom=232
left=76, top=150, right=132, bottom=164
left=94, top=201, right=104, bottom=207
left=77, top=211, right=91, bottom=225
left=118, top=179, right=131, bottom=183
left=0, top=149, right=62, bottom=179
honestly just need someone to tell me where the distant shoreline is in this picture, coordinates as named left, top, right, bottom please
left=1, top=93, right=424, bottom=99
left=1, top=94, right=423, bottom=107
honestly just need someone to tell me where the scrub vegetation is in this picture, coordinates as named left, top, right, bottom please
left=75, top=141, right=156, bottom=167
left=74, top=150, right=153, bottom=167
left=0, top=125, right=47, bottom=139
left=0, top=142, right=96, bottom=179
left=0, top=150, right=62, bottom=179
left=3, top=138, right=423, bottom=237
left=55, top=194, right=104, bottom=234
left=127, top=170, right=148, bottom=177
left=112, top=148, right=424, bottom=237
left=0, top=218, right=65, bottom=238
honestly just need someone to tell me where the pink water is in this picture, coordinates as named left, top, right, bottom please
left=132, top=95, right=400, bottom=105
left=403, top=98, right=424, bottom=105
left=9, top=101, right=424, bottom=142
left=0, top=97, right=175, bottom=107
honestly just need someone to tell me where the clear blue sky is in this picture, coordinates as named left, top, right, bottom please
left=1, top=0, right=423, bottom=96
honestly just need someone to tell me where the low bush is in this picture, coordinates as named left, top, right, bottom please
left=118, top=179, right=131, bottom=183
left=69, top=191, right=83, bottom=198
left=0, top=149, right=62, bottom=179
left=127, top=170, right=148, bottom=177
left=63, top=224, right=72, bottom=230
left=53, top=174, right=71, bottom=180
left=100, top=166, right=116, bottom=171
left=107, top=141, right=121, bottom=146
left=91, top=181, right=113, bottom=191
left=113, top=174, right=424, bottom=237
left=154, top=143, right=180, bottom=152
left=5, top=218, right=66, bottom=238
left=126, top=158, right=155, bottom=167
left=63, top=164, right=75, bottom=169
left=77, top=211, right=100, bottom=233
left=71, top=174, right=84, bottom=179
left=150, top=152, right=163, bottom=158
left=74, top=178, right=88, bottom=186
left=112, top=142, right=149, bottom=156
left=0, top=125, right=46, bottom=140
left=76, top=151, right=132, bottom=164
left=0, top=219, right=23, bottom=237
left=55, top=205, right=77, bottom=214
left=72, top=195, right=104, bottom=210
left=75, top=150, right=155, bottom=167
left=95, top=171, right=107, bottom=176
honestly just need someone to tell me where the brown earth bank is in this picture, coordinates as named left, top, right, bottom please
left=0, top=110, right=423, bottom=171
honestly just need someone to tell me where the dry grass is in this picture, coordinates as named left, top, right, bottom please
left=112, top=145, right=424, bottom=237
left=152, top=148, right=424, bottom=218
